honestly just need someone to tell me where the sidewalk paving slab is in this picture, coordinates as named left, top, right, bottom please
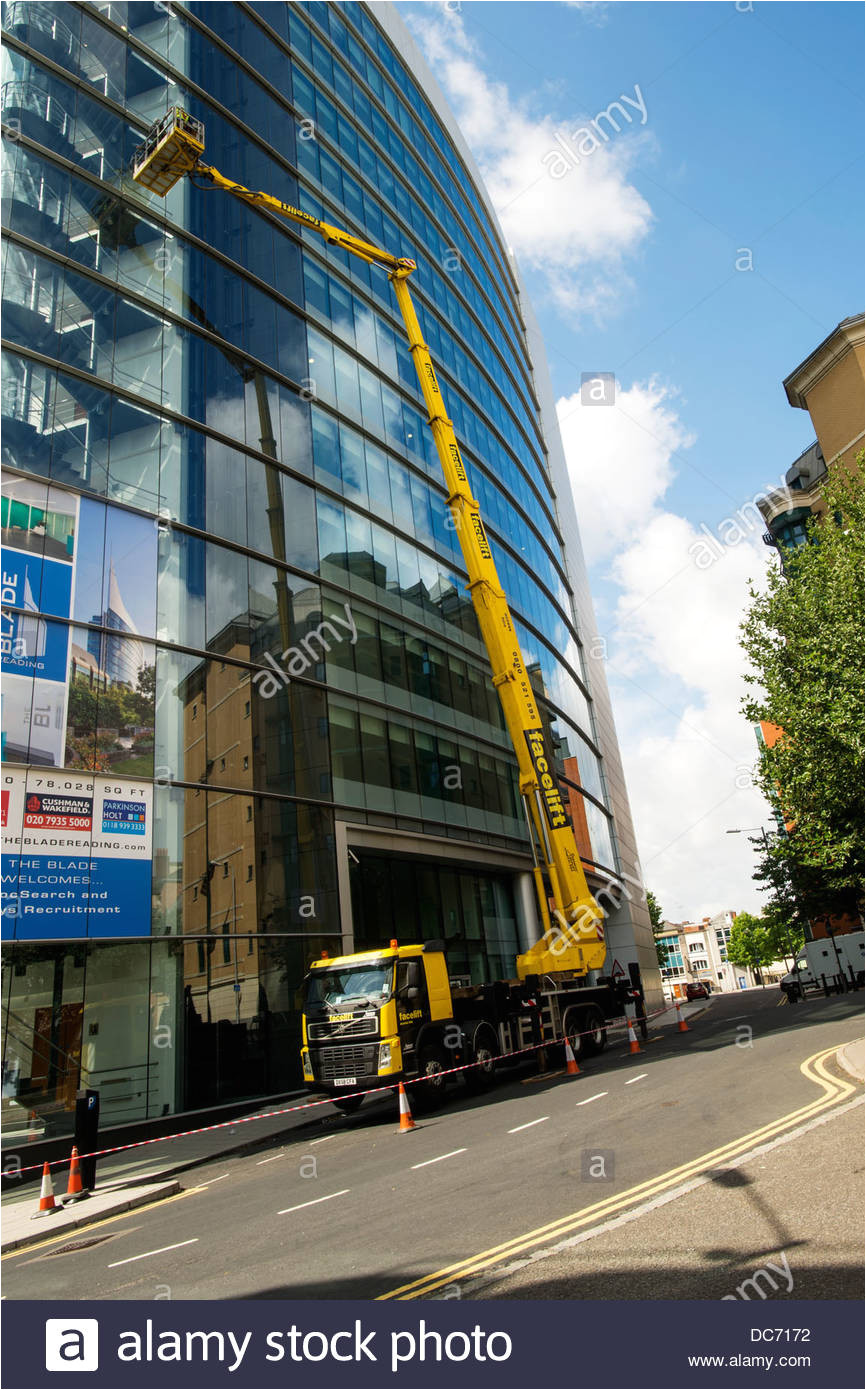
left=1, top=1180, right=181, bottom=1254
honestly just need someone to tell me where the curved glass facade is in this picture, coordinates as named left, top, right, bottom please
left=1, top=0, right=618, bottom=1131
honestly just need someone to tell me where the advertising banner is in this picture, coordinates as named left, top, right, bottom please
left=1, top=770, right=153, bottom=940
left=1, top=480, right=78, bottom=767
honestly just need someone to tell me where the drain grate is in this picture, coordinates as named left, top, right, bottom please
left=46, top=1233, right=117, bottom=1257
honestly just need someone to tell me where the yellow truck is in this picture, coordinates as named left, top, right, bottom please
left=299, top=937, right=639, bottom=1111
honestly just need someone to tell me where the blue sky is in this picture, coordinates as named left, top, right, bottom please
left=402, top=0, right=864, bottom=920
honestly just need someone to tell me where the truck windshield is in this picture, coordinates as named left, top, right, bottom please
left=306, top=963, right=394, bottom=1011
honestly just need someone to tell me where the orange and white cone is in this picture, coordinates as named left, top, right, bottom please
left=627, top=1017, right=642, bottom=1055
left=564, top=1036, right=581, bottom=1076
left=675, top=998, right=690, bottom=1033
left=31, top=1162, right=60, bottom=1219
left=61, top=1146, right=89, bottom=1203
left=397, top=1082, right=416, bottom=1133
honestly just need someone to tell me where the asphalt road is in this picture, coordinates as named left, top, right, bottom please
left=3, top=987, right=862, bottom=1302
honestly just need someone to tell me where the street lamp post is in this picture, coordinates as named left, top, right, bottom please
left=726, top=825, right=812, bottom=942
left=726, top=825, right=785, bottom=987
left=726, top=825, right=772, bottom=853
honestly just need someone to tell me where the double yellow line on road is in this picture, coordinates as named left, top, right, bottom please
left=378, top=1040, right=861, bottom=1301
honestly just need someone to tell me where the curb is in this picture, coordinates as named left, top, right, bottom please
left=835, top=1039, right=866, bottom=1085
left=1, top=1180, right=182, bottom=1255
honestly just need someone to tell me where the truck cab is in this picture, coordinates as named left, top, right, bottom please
left=300, top=940, right=458, bottom=1111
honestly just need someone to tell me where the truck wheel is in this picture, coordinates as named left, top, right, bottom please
left=562, top=1006, right=588, bottom=1062
left=465, top=1023, right=498, bottom=1092
left=333, top=1095, right=363, bottom=1114
left=583, top=1006, right=607, bottom=1055
left=415, top=1045, right=449, bottom=1110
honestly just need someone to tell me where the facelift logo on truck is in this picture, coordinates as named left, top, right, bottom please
left=524, top=728, right=570, bottom=831
left=447, top=442, right=468, bottom=485
left=470, top=513, right=492, bottom=561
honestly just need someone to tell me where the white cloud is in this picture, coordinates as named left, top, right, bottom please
left=558, top=379, right=775, bottom=919
left=556, top=381, right=694, bottom=566
left=407, top=3, right=653, bottom=317
left=566, top=1, right=610, bottom=25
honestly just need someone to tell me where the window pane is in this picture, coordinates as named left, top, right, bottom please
left=206, top=542, right=249, bottom=652
left=329, top=701, right=363, bottom=801
left=157, top=529, right=205, bottom=649
left=316, top=496, right=346, bottom=584
left=281, top=472, right=318, bottom=574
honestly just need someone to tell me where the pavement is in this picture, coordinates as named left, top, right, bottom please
left=2, top=987, right=862, bottom=1296
left=836, top=1036, right=865, bottom=1082
left=1, top=1181, right=182, bottom=1254
left=0, top=996, right=707, bottom=1253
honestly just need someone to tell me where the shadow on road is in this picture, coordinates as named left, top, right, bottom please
left=237, top=1257, right=862, bottom=1302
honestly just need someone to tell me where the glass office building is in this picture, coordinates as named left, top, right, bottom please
left=1, top=0, right=654, bottom=1135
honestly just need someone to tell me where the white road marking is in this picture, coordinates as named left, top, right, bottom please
left=256, top=1153, right=284, bottom=1165
left=278, top=1189, right=350, bottom=1215
left=310, top=1136, right=335, bottom=1145
left=625, top=1074, right=648, bottom=1085
left=108, top=1238, right=198, bottom=1268
left=411, top=1148, right=467, bottom=1170
left=577, top=1092, right=608, bottom=1106
left=508, top=1117, right=549, bottom=1134
left=199, top=1173, right=230, bottom=1185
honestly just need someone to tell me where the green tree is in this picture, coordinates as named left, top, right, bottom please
left=646, top=890, right=670, bottom=969
left=750, top=830, right=817, bottom=953
left=727, top=911, right=774, bottom=984
left=740, top=456, right=865, bottom=919
left=128, top=662, right=156, bottom=724
left=764, top=911, right=804, bottom=971
left=646, top=889, right=663, bottom=933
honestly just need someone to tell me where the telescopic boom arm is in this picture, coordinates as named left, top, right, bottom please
left=132, top=109, right=605, bottom=975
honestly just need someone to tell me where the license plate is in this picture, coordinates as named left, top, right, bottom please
left=334, top=1077, right=356, bottom=1087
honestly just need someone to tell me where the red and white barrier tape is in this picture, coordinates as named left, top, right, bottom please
left=7, top=1003, right=675, bottom=1176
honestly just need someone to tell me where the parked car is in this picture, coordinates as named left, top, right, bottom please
left=685, top=981, right=710, bottom=1000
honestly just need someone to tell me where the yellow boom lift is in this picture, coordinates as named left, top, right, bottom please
left=132, top=109, right=605, bottom=978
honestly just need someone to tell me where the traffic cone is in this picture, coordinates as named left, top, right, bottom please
left=397, top=1082, right=416, bottom=1133
left=675, top=998, right=690, bottom=1033
left=627, top=1017, right=642, bottom=1055
left=31, top=1162, right=60, bottom=1219
left=564, top=1036, right=581, bottom=1076
left=27, top=1110, right=38, bottom=1142
left=61, top=1147, right=89, bottom=1203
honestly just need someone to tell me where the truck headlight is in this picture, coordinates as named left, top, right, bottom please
left=378, top=1043, right=392, bottom=1071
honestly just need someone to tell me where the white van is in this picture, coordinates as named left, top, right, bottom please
left=780, top=930, right=864, bottom=996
